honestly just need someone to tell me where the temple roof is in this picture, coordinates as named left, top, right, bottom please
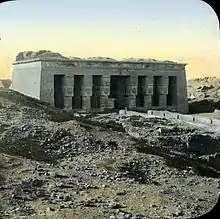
left=14, top=50, right=186, bottom=65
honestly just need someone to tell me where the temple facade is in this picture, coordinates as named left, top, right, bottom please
left=11, top=51, right=188, bottom=113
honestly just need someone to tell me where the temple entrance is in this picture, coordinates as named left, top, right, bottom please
left=110, top=76, right=129, bottom=109
left=136, top=76, right=146, bottom=107
left=72, top=75, right=83, bottom=109
left=167, top=76, right=177, bottom=106
left=91, top=75, right=101, bottom=109
left=152, top=76, right=161, bottom=106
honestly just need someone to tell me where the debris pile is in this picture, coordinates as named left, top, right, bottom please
left=0, top=89, right=219, bottom=218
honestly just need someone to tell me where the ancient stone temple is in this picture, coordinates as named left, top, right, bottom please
left=11, top=50, right=188, bottom=113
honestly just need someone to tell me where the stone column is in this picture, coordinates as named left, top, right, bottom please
left=63, top=75, right=74, bottom=111
left=82, top=96, right=91, bottom=110
left=40, top=72, right=54, bottom=106
left=100, top=75, right=111, bottom=110
left=158, top=76, right=168, bottom=107
left=82, top=75, right=92, bottom=111
left=143, top=76, right=153, bottom=109
left=176, top=66, right=188, bottom=113
left=127, top=75, right=138, bottom=108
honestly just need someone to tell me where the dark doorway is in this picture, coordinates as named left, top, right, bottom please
left=167, top=76, right=177, bottom=106
left=110, top=76, right=129, bottom=109
left=91, top=75, right=101, bottom=109
left=152, top=76, right=161, bottom=106
left=136, top=76, right=146, bottom=107
left=54, top=75, right=64, bottom=109
left=72, top=75, right=83, bottom=109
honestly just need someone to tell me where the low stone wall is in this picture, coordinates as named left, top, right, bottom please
left=147, top=110, right=220, bottom=127
left=119, top=109, right=220, bottom=130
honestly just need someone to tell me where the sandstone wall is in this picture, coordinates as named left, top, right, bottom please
left=11, top=62, right=42, bottom=99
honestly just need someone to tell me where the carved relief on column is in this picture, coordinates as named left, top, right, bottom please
left=126, top=95, right=136, bottom=108
left=82, top=96, right=91, bottom=110
left=81, top=75, right=93, bottom=97
left=129, top=75, right=138, bottom=95
left=143, top=76, right=154, bottom=108
left=81, top=75, right=92, bottom=110
left=144, top=95, right=152, bottom=108
left=126, top=85, right=138, bottom=96
left=64, top=97, right=73, bottom=111
left=63, top=75, right=74, bottom=110
left=100, top=95, right=109, bottom=109
left=98, top=76, right=110, bottom=110
left=126, top=75, right=138, bottom=108
left=40, top=72, right=54, bottom=106
left=64, top=75, right=74, bottom=97
left=158, top=76, right=169, bottom=107
left=107, top=98, right=115, bottom=109
left=100, top=75, right=110, bottom=96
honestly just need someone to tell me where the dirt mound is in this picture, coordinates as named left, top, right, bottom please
left=0, top=89, right=220, bottom=218
left=84, top=113, right=220, bottom=174
left=0, top=122, right=112, bottom=162
left=0, top=88, right=71, bottom=122
left=0, top=79, right=11, bottom=88
left=187, top=77, right=220, bottom=113
left=0, top=89, right=76, bottom=162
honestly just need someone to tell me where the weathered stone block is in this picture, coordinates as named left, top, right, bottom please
left=100, top=96, right=109, bottom=108
left=130, top=76, right=138, bottom=85
left=64, top=97, right=72, bottom=110
left=159, top=94, right=167, bottom=106
left=126, top=86, right=137, bottom=95
left=81, top=86, right=93, bottom=96
left=125, top=96, right=136, bottom=108
left=82, top=96, right=91, bottom=109
left=144, top=95, right=152, bottom=108
left=143, top=86, right=153, bottom=95
left=64, top=76, right=74, bottom=85
left=101, top=77, right=111, bottom=86
left=158, top=86, right=168, bottom=94
left=64, top=86, right=74, bottom=96
left=146, top=76, right=154, bottom=85
left=107, top=98, right=115, bottom=109
left=83, top=75, right=93, bottom=85
left=100, top=86, right=110, bottom=95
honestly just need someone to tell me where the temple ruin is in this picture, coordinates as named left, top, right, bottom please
left=11, top=50, right=188, bottom=113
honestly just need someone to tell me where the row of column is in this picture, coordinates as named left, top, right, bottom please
left=153, top=76, right=170, bottom=107
left=61, top=74, right=172, bottom=111
left=62, top=75, right=113, bottom=111
left=136, top=75, right=170, bottom=108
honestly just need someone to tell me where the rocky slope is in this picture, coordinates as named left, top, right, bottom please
left=187, top=77, right=220, bottom=113
left=0, top=88, right=220, bottom=219
left=0, top=79, right=11, bottom=88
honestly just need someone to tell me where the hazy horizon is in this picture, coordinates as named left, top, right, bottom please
left=0, top=0, right=219, bottom=79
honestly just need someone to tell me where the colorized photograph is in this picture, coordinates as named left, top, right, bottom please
left=0, top=0, right=219, bottom=218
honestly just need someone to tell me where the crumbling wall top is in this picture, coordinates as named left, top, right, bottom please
left=13, top=50, right=187, bottom=66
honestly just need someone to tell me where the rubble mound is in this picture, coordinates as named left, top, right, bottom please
left=0, top=88, right=72, bottom=162
left=0, top=79, right=11, bottom=88
left=0, top=88, right=71, bottom=122
left=188, top=77, right=220, bottom=113
left=84, top=113, right=220, bottom=174
left=86, top=57, right=117, bottom=61
left=14, top=50, right=181, bottom=64
left=0, top=90, right=219, bottom=218
left=15, top=50, right=68, bottom=61
left=122, top=58, right=157, bottom=62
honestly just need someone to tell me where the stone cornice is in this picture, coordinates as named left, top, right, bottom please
left=13, top=58, right=187, bottom=66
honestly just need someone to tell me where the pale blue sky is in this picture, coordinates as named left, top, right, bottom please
left=0, top=0, right=219, bottom=78
left=0, top=0, right=216, bottom=23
